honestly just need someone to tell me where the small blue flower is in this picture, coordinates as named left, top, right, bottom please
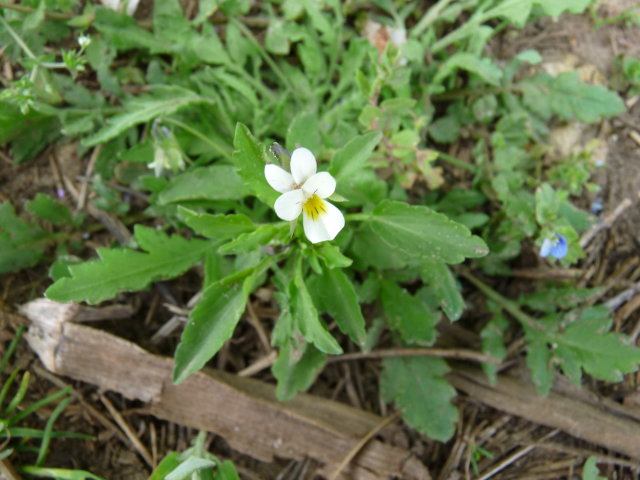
left=591, top=198, right=603, bottom=214
left=540, top=233, right=568, bottom=259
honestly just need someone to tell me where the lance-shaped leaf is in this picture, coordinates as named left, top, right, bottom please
left=308, top=267, right=366, bottom=347
left=159, top=165, right=249, bottom=204
left=84, top=85, right=208, bottom=146
left=420, top=259, right=465, bottom=321
left=232, top=124, right=279, bottom=207
left=45, top=226, right=210, bottom=304
left=173, top=258, right=272, bottom=384
left=367, top=200, right=489, bottom=264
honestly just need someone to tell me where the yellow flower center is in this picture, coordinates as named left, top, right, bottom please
left=302, top=194, right=327, bottom=221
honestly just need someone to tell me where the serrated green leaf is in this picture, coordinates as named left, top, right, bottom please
left=367, top=201, right=489, bottom=264
left=555, top=307, right=640, bottom=384
left=0, top=203, right=48, bottom=274
left=158, top=165, right=249, bottom=204
left=45, top=226, right=210, bottom=304
left=173, top=259, right=270, bottom=384
left=272, top=342, right=326, bottom=401
left=84, top=86, right=208, bottom=147
left=26, top=194, right=73, bottom=226
left=381, top=280, right=438, bottom=346
left=307, top=267, right=366, bottom=347
left=522, top=72, right=625, bottom=123
left=381, top=357, right=457, bottom=442
left=536, top=0, right=591, bottom=17
left=179, top=207, right=255, bottom=241
left=420, top=259, right=465, bottom=321
left=232, top=124, right=279, bottom=207
left=329, top=131, right=381, bottom=182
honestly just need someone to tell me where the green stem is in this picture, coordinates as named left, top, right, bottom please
left=161, top=118, right=233, bottom=160
left=460, top=269, right=545, bottom=332
left=345, top=212, right=371, bottom=222
left=231, top=18, right=297, bottom=101
left=437, top=151, right=478, bottom=174
left=0, top=15, right=37, bottom=60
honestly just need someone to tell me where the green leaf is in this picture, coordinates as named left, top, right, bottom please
left=315, top=243, right=352, bottom=269
left=522, top=72, right=625, bottom=123
left=433, top=53, right=503, bottom=86
left=19, top=466, right=107, bottom=480
left=158, top=165, right=249, bottom=204
left=293, top=264, right=342, bottom=355
left=179, top=207, right=255, bottom=241
left=173, top=260, right=269, bottom=384
left=214, top=460, right=240, bottom=480
left=84, top=86, right=208, bottom=146
left=536, top=0, right=591, bottom=17
left=232, top=124, right=279, bottom=207
left=308, top=268, right=366, bottom=347
left=213, top=460, right=240, bottom=480
left=420, top=259, right=465, bottom=321
left=484, top=0, right=533, bottom=27
left=272, top=342, right=326, bottom=401
left=480, top=312, right=508, bottom=385
left=286, top=111, right=322, bottom=154
left=45, top=226, right=210, bottom=304
left=26, top=194, right=73, bottom=226
left=367, top=200, right=489, bottom=264
left=218, top=225, right=283, bottom=254
left=0, top=202, right=48, bottom=274
left=380, top=280, right=438, bottom=346
left=329, top=131, right=382, bottom=182
left=165, top=457, right=216, bottom=480
left=555, top=307, right=640, bottom=384
left=524, top=325, right=555, bottom=395
left=149, top=452, right=181, bottom=480
left=582, top=456, right=606, bottom=480
left=381, top=357, right=457, bottom=442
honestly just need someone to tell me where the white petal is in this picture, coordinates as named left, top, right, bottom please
left=265, top=164, right=295, bottom=193
left=290, top=147, right=317, bottom=184
left=301, top=172, right=336, bottom=199
left=274, top=189, right=304, bottom=221
left=302, top=201, right=345, bottom=243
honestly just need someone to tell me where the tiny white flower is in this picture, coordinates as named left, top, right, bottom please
left=265, top=147, right=345, bottom=244
left=78, top=35, right=91, bottom=49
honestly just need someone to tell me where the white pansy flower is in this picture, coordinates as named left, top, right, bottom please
left=265, top=147, right=345, bottom=244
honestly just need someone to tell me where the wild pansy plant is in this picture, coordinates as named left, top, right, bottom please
left=5, top=0, right=640, bottom=445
